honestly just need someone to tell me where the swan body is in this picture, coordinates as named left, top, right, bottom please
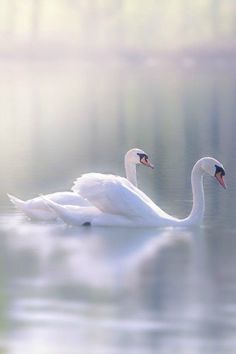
left=8, top=148, right=153, bottom=220
left=43, top=157, right=226, bottom=227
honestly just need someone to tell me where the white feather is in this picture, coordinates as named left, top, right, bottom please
left=54, top=157, right=226, bottom=227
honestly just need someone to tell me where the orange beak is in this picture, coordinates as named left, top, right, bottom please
left=140, top=157, right=154, bottom=169
left=215, top=172, right=227, bottom=189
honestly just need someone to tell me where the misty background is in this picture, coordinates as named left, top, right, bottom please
left=0, top=0, right=236, bottom=60
left=0, top=2, right=236, bottom=354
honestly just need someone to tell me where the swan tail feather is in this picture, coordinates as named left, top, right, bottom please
left=8, top=194, right=27, bottom=210
left=8, top=193, right=57, bottom=220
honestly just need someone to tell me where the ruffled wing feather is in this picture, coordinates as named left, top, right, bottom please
left=72, top=173, right=168, bottom=219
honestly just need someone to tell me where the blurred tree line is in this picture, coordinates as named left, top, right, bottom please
left=0, top=0, right=236, bottom=55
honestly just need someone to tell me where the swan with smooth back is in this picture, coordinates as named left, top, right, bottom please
left=42, top=157, right=226, bottom=227
left=8, top=148, right=154, bottom=220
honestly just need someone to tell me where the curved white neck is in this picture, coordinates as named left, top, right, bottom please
left=183, top=162, right=205, bottom=225
left=125, top=158, right=137, bottom=187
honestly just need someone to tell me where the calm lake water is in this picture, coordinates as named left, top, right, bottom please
left=0, top=59, right=236, bottom=354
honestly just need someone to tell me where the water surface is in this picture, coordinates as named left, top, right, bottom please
left=0, top=60, right=236, bottom=354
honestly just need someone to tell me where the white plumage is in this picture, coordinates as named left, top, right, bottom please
left=44, top=157, right=226, bottom=227
left=72, top=173, right=166, bottom=218
left=8, top=148, right=153, bottom=221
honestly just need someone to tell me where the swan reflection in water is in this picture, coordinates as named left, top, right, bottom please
left=2, top=216, right=212, bottom=354
left=4, top=217, right=198, bottom=294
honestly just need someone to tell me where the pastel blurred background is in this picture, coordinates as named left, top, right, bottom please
left=0, top=0, right=236, bottom=56
left=0, top=1, right=236, bottom=354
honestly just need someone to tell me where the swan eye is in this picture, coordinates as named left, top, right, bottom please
left=137, top=153, right=148, bottom=163
left=137, top=152, right=154, bottom=169
left=215, top=165, right=225, bottom=177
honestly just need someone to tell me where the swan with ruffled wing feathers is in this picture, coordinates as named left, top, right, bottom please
left=43, top=157, right=226, bottom=227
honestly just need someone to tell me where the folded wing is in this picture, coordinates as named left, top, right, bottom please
left=72, top=173, right=168, bottom=219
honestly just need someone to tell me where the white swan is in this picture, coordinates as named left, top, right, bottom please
left=42, top=157, right=226, bottom=227
left=8, top=148, right=154, bottom=221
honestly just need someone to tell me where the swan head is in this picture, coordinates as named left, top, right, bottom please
left=198, top=157, right=226, bottom=189
left=125, top=148, right=154, bottom=169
